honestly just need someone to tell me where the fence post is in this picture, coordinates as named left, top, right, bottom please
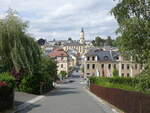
left=139, top=93, right=142, bottom=113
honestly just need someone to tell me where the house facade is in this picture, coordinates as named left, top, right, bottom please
left=48, top=49, right=69, bottom=75
left=83, top=48, right=143, bottom=78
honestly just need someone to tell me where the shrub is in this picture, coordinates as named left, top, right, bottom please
left=19, top=57, right=57, bottom=94
left=19, top=75, right=35, bottom=93
left=107, top=76, right=135, bottom=86
left=113, top=69, right=119, bottom=77
left=60, top=71, right=67, bottom=79
left=135, top=73, right=150, bottom=91
left=89, top=76, right=137, bottom=90
left=19, top=74, right=54, bottom=94
left=0, top=72, right=15, bottom=88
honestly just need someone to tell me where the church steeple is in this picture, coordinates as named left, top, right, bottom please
left=80, top=28, right=85, bottom=44
left=81, top=28, right=84, bottom=33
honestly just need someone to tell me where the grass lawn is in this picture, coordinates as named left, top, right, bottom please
left=95, top=81, right=150, bottom=95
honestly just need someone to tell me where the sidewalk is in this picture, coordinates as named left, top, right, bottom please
left=14, top=91, right=38, bottom=107
left=1, top=91, right=39, bottom=113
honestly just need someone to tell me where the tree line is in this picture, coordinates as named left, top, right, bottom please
left=92, top=36, right=117, bottom=47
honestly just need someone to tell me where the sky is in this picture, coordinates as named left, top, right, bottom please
left=0, top=0, right=119, bottom=41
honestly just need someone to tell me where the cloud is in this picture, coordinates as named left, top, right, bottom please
left=0, top=0, right=118, bottom=40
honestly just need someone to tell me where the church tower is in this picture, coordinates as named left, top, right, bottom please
left=80, top=28, right=85, bottom=44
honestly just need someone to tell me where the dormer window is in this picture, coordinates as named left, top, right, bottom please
left=116, top=56, right=119, bottom=60
left=104, top=56, right=109, bottom=60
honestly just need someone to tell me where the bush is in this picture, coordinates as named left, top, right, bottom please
left=107, top=76, right=135, bottom=86
left=90, top=76, right=100, bottom=84
left=113, top=69, right=119, bottom=77
left=19, top=74, right=54, bottom=94
left=19, top=75, right=36, bottom=94
left=19, top=58, right=56, bottom=94
left=90, top=76, right=134, bottom=85
left=60, top=71, right=67, bottom=79
left=135, top=72, right=150, bottom=91
left=89, top=76, right=140, bottom=92
left=0, top=72, right=15, bottom=88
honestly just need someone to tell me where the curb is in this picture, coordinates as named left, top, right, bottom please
left=13, top=88, right=57, bottom=113
left=13, top=95, right=45, bottom=113
left=83, top=87, right=122, bottom=113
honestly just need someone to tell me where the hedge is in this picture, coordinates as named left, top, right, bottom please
left=89, top=76, right=150, bottom=94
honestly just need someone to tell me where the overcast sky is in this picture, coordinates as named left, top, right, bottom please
left=0, top=0, right=119, bottom=41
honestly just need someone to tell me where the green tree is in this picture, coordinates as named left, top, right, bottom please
left=105, top=36, right=114, bottom=46
left=92, top=36, right=105, bottom=47
left=111, top=0, right=150, bottom=65
left=60, top=71, right=67, bottom=79
left=68, top=37, right=72, bottom=41
left=41, top=57, right=58, bottom=81
left=0, top=9, right=41, bottom=76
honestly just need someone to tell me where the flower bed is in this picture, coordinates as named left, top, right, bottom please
left=0, top=72, right=15, bottom=111
left=0, top=82, right=14, bottom=111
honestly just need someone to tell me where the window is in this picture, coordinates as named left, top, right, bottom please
left=61, top=57, right=63, bottom=60
left=87, top=73, right=90, bottom=75
left=122, top=64, right=124, bottom=69
left=92, top=56, right=95, bottom=61
left=92, top=64, right=95, bottom=69
left=127, top=64, right=130, bottom=70
left=87, top=57, right=90, bottom=61
left=104, top=56, right=109, bottom=60
left=122, top=73, right=124, bottom=77
left=114, top=64, right=116, bottom=69
left=87, top=64, right=90, bottom=69
left=127, top=73, right=130, bottom=77
left=101, top=64, right=104, bottom=68
left=61, top=64, right=63, bottom=68
left=108, top=64, right=111, bottom=69
left=135, top=64, right=137, bottom=70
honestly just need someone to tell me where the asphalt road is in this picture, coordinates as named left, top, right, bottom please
left=18, top=70, right=115, bottom=113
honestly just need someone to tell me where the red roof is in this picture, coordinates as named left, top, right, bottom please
left=48, top=49, right=68, bottom=57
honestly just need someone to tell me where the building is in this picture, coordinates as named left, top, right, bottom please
left=62, top=28, right=92, bottom=55
left=48, top=49, right=69, bottom=75
left=67, top=50, right=78, bottom=67
left=83, top=48, right=143, bottom=78
left=80, top=28, right=85, bottom=44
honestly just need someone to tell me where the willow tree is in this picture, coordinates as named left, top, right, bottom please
left=0, top=9, right=41, bottom=76
left=111, top=0, right=150, bottom=65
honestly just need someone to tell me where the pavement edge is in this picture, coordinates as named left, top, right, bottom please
left=83, top=87, right=124, bottom=113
